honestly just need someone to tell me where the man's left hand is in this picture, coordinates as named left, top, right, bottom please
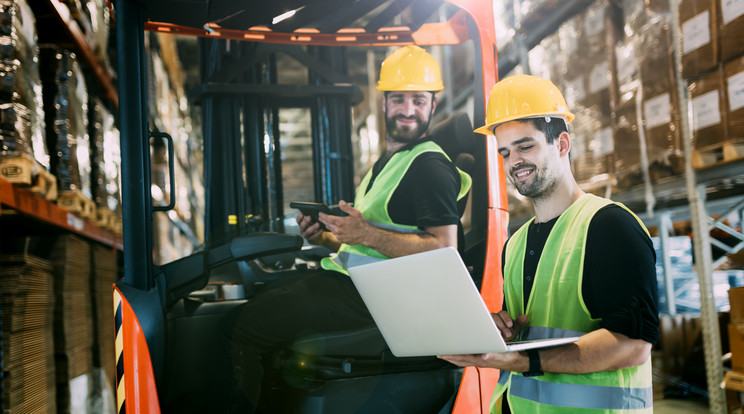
left=319, top=200, right=369, bottom=245
left=437, top=351, right=528, bottom=372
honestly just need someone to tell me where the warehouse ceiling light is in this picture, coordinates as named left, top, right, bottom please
left=272, top=7, right=305, bottom=25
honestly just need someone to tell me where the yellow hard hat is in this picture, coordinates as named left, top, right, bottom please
left=377, top=45, right=444, bottom=92
left=474, top=74, right=574, bottom=135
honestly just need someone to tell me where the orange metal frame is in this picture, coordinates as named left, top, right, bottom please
left=119, top=0, right=510, bottom=412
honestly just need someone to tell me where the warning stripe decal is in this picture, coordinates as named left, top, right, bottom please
left=114, top=288, right=126, bottom=414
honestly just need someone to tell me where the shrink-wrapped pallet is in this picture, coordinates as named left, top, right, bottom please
left=40, top=48, right=90, bottom=197
left=0, top=0, right=47, bottom=167
left=88, top=97, right=120, bottom=212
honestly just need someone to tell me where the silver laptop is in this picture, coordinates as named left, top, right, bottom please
left=347, top=247, right=580, bottom=357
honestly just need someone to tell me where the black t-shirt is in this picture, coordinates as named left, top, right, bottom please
left=501, top=204, right=660, bottom=344
left=365, top=138, right=461, bottom=229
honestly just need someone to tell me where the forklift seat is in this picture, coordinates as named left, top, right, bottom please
left=429, top=111, right=477, bottom=180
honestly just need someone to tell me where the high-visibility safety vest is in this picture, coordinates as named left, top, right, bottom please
left=493, top=193, right=653, bottom=413
left=321, top=140, right=471, bottom=275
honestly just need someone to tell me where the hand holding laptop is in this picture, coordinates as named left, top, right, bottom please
left=492, top=311, right=528, bottom=341
left=347, top=247, right=580, bottom=357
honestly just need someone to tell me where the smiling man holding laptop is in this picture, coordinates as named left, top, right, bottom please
left=434, top=76, right=660, bottom=413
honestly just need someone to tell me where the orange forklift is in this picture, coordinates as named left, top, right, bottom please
left=112, top=0, right=509, bottom=412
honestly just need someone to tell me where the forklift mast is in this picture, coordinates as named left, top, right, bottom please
left=114, top=0, right=509, bottom=412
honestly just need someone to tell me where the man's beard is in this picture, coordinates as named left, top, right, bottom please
left=511, top=163, right=558, bottom=199
left=385, top=113, right=431, bottom=143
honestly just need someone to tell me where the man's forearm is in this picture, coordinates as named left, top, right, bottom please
left=362, top=224, right=456, bottom=258
left=540, top=329, right=652, bottom=374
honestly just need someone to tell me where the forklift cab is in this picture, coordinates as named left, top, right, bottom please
left=113, top=0, right=509, bottom=412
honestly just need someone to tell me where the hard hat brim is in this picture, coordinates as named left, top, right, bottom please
left=473, top=112, right=575, bottom=135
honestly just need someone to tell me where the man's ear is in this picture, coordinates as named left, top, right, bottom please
left=557, top=131, right=571, bottom=157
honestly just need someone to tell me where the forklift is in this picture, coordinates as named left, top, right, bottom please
left=113, top=0, right=509, bottom=412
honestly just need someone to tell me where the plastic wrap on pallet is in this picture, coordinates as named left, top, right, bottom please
left=88, top=97, right=102, bottom=204
left=720, top=0, right=744, bottom=62
left=630, top=13, right=684, bottom=174
left=0, top=0, right=47, bottom=167
left=679, top=0, right=719, bottom=79
left=83, top=0, right=110, bottom=69
left=726, top=55, right=744, bottom=139
left=689, top=67, right=727, bottom=149
left=518, top=0, right=564, bottom=33
left=571, top=102, right=614, bottom=185
left=613, top=34, right=645, bottom=188
left=612, top=91, right=645, bottom=187
left=528, top=32, right=562, bottom=86
left=41, top=48, right=90, bottom=197
left=0, top=101, right=30, bottom=153
left=493, top=0, right=515, bottom=52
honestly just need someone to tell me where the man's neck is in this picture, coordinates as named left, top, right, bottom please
left=383, top=135, right=425, bottom=158
left=531, top=177, right=584, bottom=223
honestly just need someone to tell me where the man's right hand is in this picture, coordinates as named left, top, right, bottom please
left=297, top=213, right=325, bottom=244
left=296, top=214, right=342, bottom=252
left=492, top=311, right=528, bottom=341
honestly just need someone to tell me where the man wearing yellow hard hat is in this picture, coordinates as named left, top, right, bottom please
left=441, top=75, right=659, bottom=413
left=220, top=45, right=471, bottom=412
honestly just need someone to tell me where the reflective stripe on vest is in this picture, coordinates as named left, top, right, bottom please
left=518, top=326, right=587, bottom=341
left=321, top=140, right=471, bottom=275
left=497, top=373, right=653, bottom=410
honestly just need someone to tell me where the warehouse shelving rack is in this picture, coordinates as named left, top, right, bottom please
left=0, top=0, right=122, bottom=249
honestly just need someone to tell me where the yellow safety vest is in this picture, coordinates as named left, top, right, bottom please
left=492, top=194, right=653, bottom=413
left=321, top=140, right=471, bottom=275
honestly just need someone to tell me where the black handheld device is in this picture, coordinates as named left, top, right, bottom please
left=290, top=202, right=349, bottom=231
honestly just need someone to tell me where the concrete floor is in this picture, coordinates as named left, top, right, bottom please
left=655, top=398, right=710, bottom=413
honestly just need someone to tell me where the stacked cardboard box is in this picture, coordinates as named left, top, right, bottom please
left=726, top=55, right=744, bottom=140
left=720, top=0, right=744, bottom=63
left=0, top=253, right=57, bottom=413
left=689, top=67, right=728, bottom=149
left=90, top=244, right=118, bottom=395
left=680, top=0, right=719, bottom=80
left=50, top=235, right=94, bottom=413
left=730, top=286, right=744, bottom=372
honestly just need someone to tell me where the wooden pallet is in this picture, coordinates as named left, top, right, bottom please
left=28, top=168, right=58, bottom=201
left=93, top=207, right=116, bottom=230
left=692, top=139, right=744, bottom=169
left=0, top=153, right=39, bottom=185
left=578, top=174, right=617, bottom=198
left=1, top=154, right=59, bottom=200
left=57, top=190, right=96, bottom=219
left=616, top=168, right=645, bottom=189
left=649, top=153, right=685, bottom=183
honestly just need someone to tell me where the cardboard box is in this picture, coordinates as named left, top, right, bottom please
left=730, top=323, right=744, bottom=372
left=689, top=66, right=728, bottom=148
left=679, top=0, right=719, bottom=79
left=719, top=0, right=744, bottom=63
left=725, top=56, right=744, bottom=139
left=730, top=286, right=744, bottom=323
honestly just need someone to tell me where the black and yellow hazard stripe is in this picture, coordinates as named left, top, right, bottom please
left=114, top=289, right=126, bottom=414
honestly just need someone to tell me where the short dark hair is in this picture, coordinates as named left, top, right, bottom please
left=516, top=117, right=568, bottom=144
